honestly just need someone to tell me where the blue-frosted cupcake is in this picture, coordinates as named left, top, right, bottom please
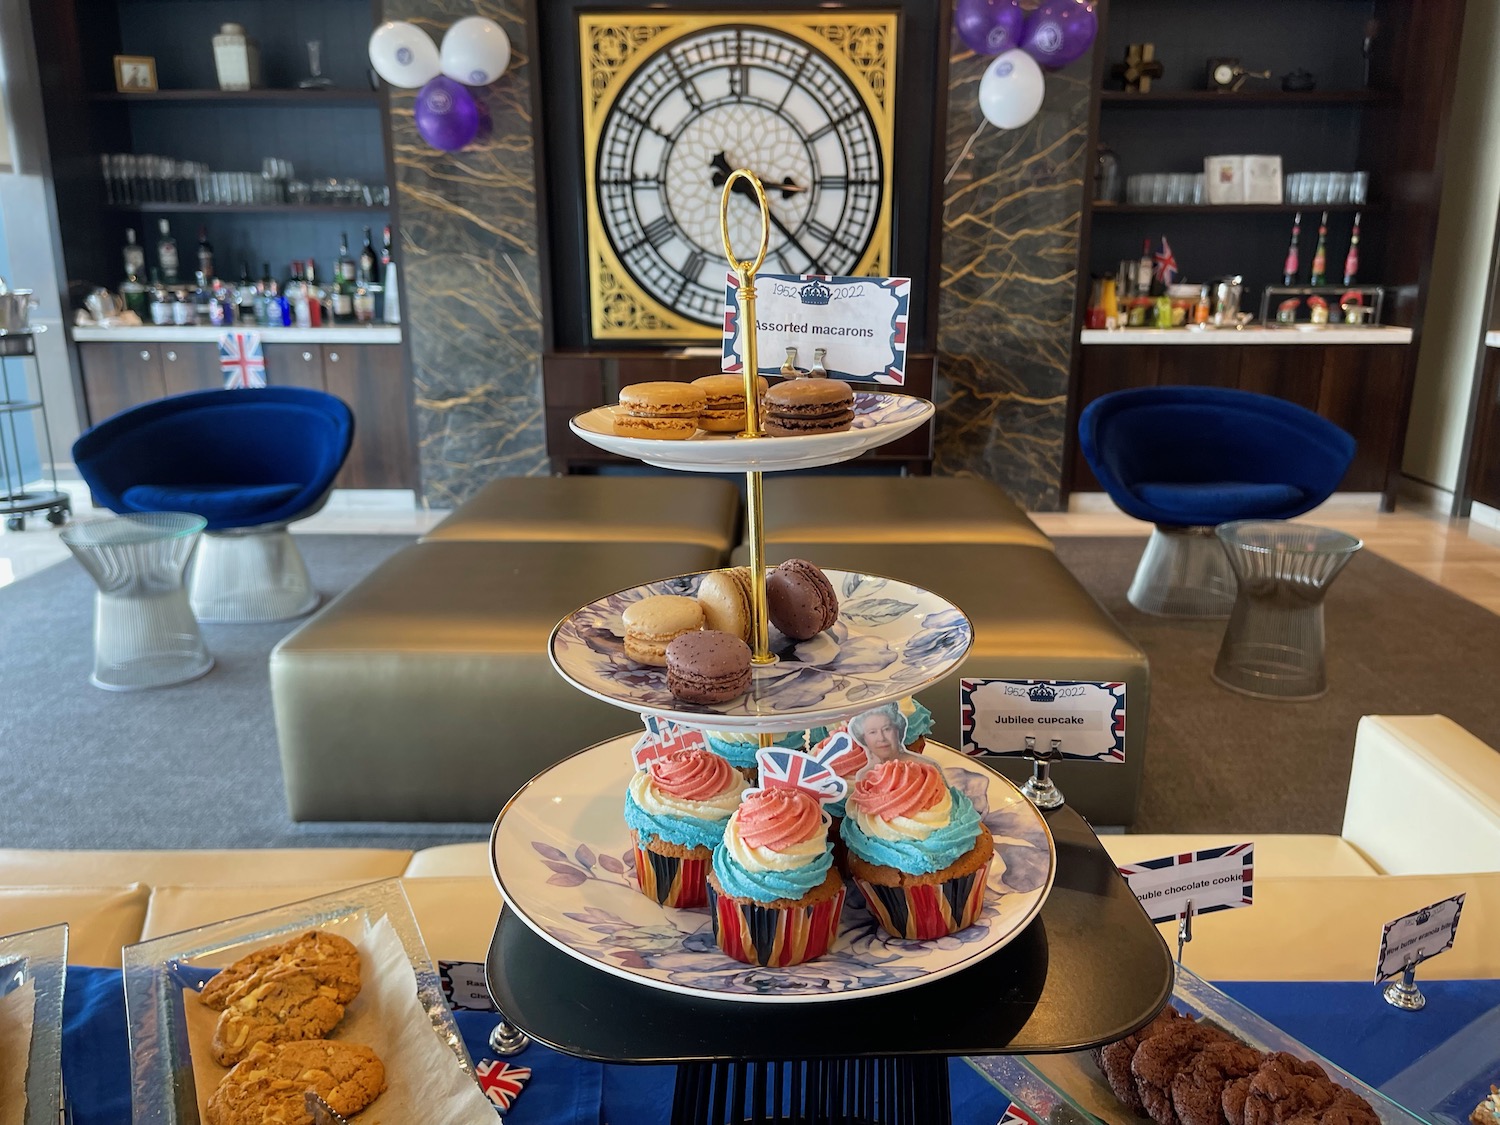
left=702, top=729, right=808, bottom=781
left=898, top=698, right=935, bottom=752
left=625, top=747, right=751, bottom=908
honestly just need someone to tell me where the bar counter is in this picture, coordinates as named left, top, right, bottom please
left=1081, top=326, right=1412, bottom=345
left=71, top=325, right=402, bottom=344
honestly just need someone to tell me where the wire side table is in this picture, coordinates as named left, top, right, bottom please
left=0, top=327, right=70, bottom=531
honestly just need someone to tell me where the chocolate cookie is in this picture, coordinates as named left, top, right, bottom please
left=211, top=973, right=346, bottom=1066
left=1098, top=1007, right=1187, bottom=1113
left=1241, top=1053, right=1337, bottom=1125
left=205, top=1040, right=386, bottom=1125
left=199, top=930, right=361, bottom=1010
left=1172, top=1039, right=1265, bottom=1125
left=1133, top=1022, right=1229, bottom=1125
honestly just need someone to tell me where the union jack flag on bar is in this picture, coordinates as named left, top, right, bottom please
left=632, top=713, right=707, bottom=768
left=755, top=748, right=846, bottom=806
left=475, top=1058, right=530, bottom=1110
left=219, top=331, right=266, bottom=389
left=808, top=729, right=866, bottom=778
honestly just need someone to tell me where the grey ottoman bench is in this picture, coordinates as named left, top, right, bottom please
left=734, top=541, right=1150, bottom=825
left=422, top=476, right=742, bottom=556
left=271, top=539, right=720, bottom=822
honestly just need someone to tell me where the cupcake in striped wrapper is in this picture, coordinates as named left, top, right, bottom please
left=702, top=729, right=807, bottom=782
left=625, top=744, right=750, bottom=908
left=841, top=756, right=994, bottom=940
left=808, top=726, right=870, bottom=867
left=708, top=748, right=847, bottom=967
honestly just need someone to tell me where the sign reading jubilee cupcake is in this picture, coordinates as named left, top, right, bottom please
left=959, top=679, right=1126, bottom=761
left=722, top=273, right=911, bottom=385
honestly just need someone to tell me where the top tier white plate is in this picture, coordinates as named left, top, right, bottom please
left=549, top=566, right=973, bottom=731
left=570, top=391, right=934, bottom=473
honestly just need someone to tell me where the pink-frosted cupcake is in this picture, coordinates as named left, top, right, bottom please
left=707, top=749, right=847, bottom=967
left=841, top=757, right=994, bottom=940
left=625, top=746, right=750, bottom=908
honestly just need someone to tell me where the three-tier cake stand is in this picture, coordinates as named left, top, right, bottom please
left=485, top=172, right=1173, bottom=1125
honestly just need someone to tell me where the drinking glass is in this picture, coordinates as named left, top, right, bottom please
left=1328, top=173, right=1351, bottom=204
left=1192, top=174, right=1205, bottom=204
left=1351, top=171, right=1369, bottom=204
left=1309, top=172, right=1332, bottom=205
left=1150, top=173, right=1170, bottom=205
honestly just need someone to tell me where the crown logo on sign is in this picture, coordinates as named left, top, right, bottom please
left=800, top=280, right=832, bottom=306
left=1027, top=683, right=1057, bottom=703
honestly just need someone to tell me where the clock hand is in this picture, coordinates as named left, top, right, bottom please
left=710, top=152, right=825, bottom=273
left=709, top=152, right=806, bottom=199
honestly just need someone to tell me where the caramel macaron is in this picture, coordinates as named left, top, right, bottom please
left=615, top=382, right=707, bottom=440
left=763, top=379, right=855, bottom=437
left=692, top=374, right=770, bottom=433
left=696, top=566, right=754, bottom=641
left=622, top=594, right=704, bottom=666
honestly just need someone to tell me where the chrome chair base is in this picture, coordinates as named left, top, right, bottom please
left=1126, top=525, right=1237, bottom=618
left=189, top=526, right=320, bottom=624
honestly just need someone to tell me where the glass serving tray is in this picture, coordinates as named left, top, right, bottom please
left=966, top=964, right=1438, bottom=1125
left=121, top=880, right=475, bottom=1125
left=0, top=923, right=68, bottom=1125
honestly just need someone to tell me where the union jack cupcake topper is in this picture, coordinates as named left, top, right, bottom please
left=632, top=713, right=707, bottom=768
left=754, top=747, right=847, bottom=806
left=809, top=729, right=866, bottom=777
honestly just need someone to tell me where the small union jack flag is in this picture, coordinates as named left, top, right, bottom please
left=809, top=729, right=865, bottom=777
left=632, top=714, right=707, bottom=768
left=755, top=748, right=846, bottom=806
left=475, top=1058, right=530, bottom=1111
left=219, top=331, right=266, bottom=389
left=1153, top=237, right=1179, bottom=287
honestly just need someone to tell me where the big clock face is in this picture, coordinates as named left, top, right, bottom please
left=581, top=15, right=897, bottom=341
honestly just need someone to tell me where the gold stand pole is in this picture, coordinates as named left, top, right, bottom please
left=719, top=170, right=774, bottom=672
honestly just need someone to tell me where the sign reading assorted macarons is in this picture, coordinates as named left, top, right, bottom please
left=722, top=274, right=911, bottom=385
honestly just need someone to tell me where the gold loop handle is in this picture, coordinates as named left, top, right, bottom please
left=719, top=169, right=770, bottom=276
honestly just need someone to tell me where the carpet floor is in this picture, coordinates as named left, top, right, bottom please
left=1055, top=537, right=1500, bottom=835
left=5, top=533, right=1497, bottom=847
left=0, top=534, right=495, bottom=850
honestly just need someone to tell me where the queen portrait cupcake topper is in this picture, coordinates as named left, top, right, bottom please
left=752, top=747, right=847, bottom=808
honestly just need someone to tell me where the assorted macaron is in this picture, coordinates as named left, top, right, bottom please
left=767, top=558, right=840, bottom=641
left=666, top=630, right=752, bottom=704
left=614, top=382, right=707, bottom=440
left=695, top=566, right=753, bottom=642
left=622, top=594, right=704, bottom=667
left=692, top=374, right=768, bottom=433
left=762, top=379, right=855, bottom=437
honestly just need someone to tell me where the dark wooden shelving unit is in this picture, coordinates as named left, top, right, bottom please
left=1099, top=89, right=1389, bottom=107
left=90, top=89, right=381, bottom=106
left=1094, top=202, right=1371, bottom=216
left=105, top=202, right=390, bottom=214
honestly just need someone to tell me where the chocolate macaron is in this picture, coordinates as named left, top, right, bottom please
left=615, top=382, right=707, bottom=440
left=666, top=629, right=752, bottom=704
left=762, top=379, right=855, bottom=437
left=767, top=558, right=839, bottom=641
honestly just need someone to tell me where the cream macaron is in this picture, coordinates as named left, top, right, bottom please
left=622, top=594, right=704, bottom=666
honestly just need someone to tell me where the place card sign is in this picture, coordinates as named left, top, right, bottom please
left=959, top=679, right=1126, bottom=761
left=1118, top=844, right=1255, bottom=925
left=722, top=273, right=911, bottom=384
left=1375, top=894, right=1465, bottom=983
left=438, top=960, right=496, bottom=1012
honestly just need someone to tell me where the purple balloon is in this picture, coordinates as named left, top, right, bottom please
left=414, top=75, right=480, bottom=151
left=954, top=0, right=1026, bottom=56
left=1019, top=0, right=1098, bottom=69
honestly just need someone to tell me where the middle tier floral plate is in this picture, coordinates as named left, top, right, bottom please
left=491, top=735, right=1056, bottom=1004
left=569, top=391, right=934, bottom=473
left=549, top=567, right=973, bottom=731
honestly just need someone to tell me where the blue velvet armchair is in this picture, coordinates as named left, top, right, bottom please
left=1078, top=386, right=1355, bottom=616
left=73, top=388, right=354, bottom=623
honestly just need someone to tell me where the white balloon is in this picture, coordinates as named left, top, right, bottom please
left=368, top=21, right=441, bottom=89
left=977, top=49, right=1045, bottom=130
left=440, top=16, right=512, bottom=86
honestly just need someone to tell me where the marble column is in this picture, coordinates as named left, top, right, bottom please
left=934, top=42, right=1092, bottom=510
left=385, top=0, right=548, bottom=507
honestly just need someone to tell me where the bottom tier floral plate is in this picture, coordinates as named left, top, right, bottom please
left=490, top=735, right=1056, bottom=1004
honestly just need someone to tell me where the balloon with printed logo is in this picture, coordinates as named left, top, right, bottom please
left=368, top=21, right=441, bottom=88
left=440, top=16, right=512, bottom=86
left=977, top=49, right=1045, bottom=130
left=1019, top=0, right=1098, bottom=69
left=415, top=76, right=481, bottom=151
left=954, top=0, right=1027, bottom=56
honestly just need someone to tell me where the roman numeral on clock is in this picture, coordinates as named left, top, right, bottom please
left=642, top=216, right=675, bottom=248
left=806, top=220, right=857, bottom=257
left=680, top=249, right=707, bottom=283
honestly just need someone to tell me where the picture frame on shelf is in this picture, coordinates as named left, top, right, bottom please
left=113, top=55, right=158, bottom=93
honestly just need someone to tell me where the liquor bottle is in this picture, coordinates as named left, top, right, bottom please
left=1136, top=238, right=1153, bottom=297
left=380, top=225, right=400, bottom=324
left=1281, top=212, right=1301, bottom=286
left=353, top=282, right=375, bottom=323
left=156, top=219, right=179, bottom=284
left=358, top=226, right=377, bottom=284
left=236, top=262, right=258, bottom=324
left=302, top=259, right=322, bottom=327
left=148, top=268, right=173, bottom=326
left=1309, top=211, right=1329, bottom=286
left=257, top=261, right=276, bottom=325
left=196, top=226, right=215, bottom=281
left=122, top=227, right=146, bottom=282
left=1343, top=212, right=1362, bottom=286
left=337, top=232, right=355, bottom=284
left=287, top=261, right=311, bottom=328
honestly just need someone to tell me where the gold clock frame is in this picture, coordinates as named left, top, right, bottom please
left=580, top=12, right=898, bottom=342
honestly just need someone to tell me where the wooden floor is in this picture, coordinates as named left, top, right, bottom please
left=1034, top=502, right=1500, bottom=617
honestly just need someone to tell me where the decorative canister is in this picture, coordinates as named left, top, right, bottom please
left=213, top=24, right=261, bottom=91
